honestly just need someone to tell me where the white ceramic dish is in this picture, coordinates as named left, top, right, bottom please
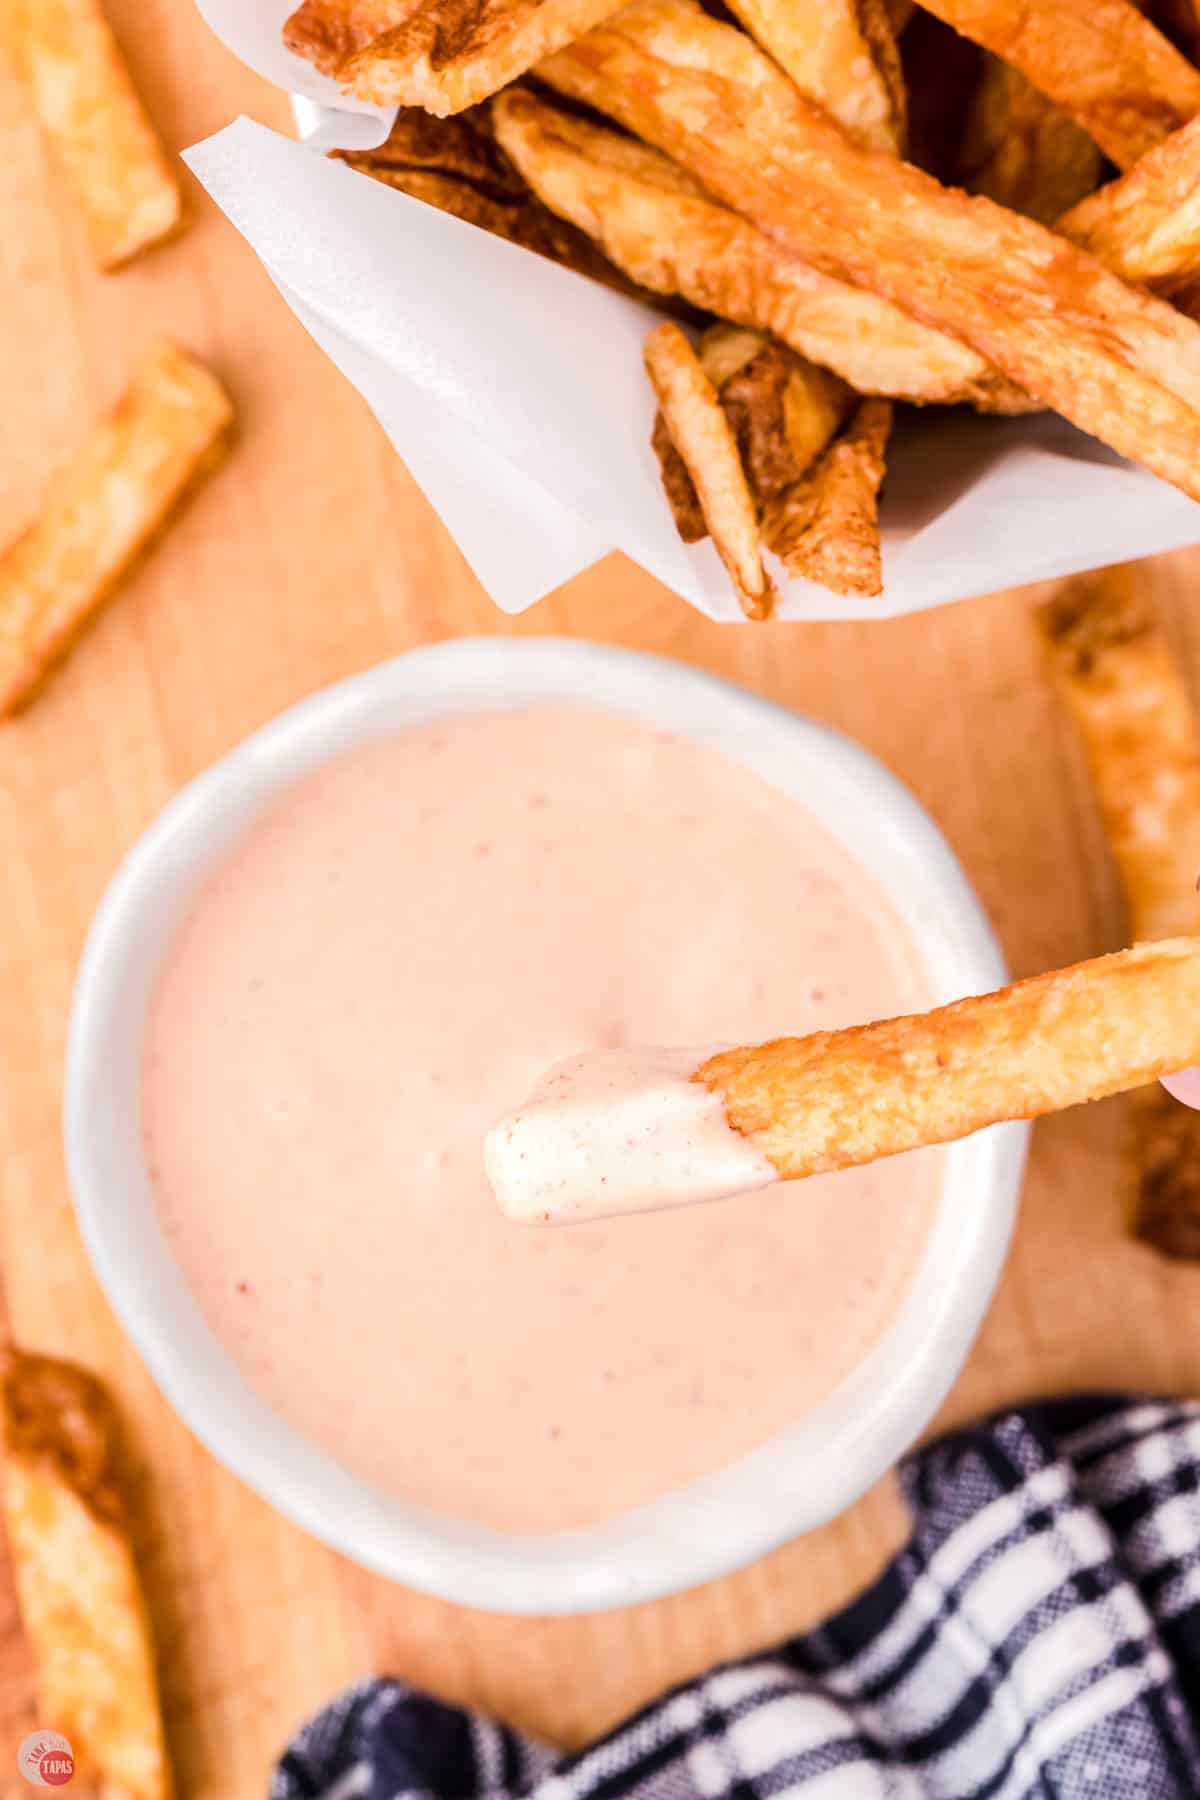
left=66, top=637, right=1027, bottom=1615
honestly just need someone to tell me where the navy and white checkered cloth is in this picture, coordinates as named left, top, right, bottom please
left=273, top=1397, right=1200, bottom=1800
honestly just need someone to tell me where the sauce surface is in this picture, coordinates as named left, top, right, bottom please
left=143, top=709, right=941, bottom=1532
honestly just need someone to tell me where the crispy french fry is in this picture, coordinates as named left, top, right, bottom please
left=762, top=397, right=889, bottom=597
left=958, top=55, right=1103, bottom=223
left=0, top=343, right=233, bottom=718
left=1057, top=116, right=1200, bottom=288
left=283, top=0, right=413, bottom=73
left=1, top=0, right=183, bottom=270
left=1, top=1350, right=172, bottom=1799
left=913, top=0, right=1200, bottom=170
left=722, top=0, right=904, bottom=151
left=539, top=0, right=1200, bottom=503
left=1039, top=567, right=1200, bottom=944
left=708, top=329, right=849, bottom=499
left=1038, top=566, right=1200, bottom=1261
left=491, top=87, right=1027, bottom=409
left=334, top=0, right=627, bottom=113
left=337, top=106, right=691, bottom=307
left=698, top=938, right=1200, bottom=1180
left=645, top=322, right=776, bottom=620
left=651, top=328, right=849, bottom=554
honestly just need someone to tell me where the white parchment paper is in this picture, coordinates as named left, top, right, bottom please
left=185, top=9, right=1200, bottom=619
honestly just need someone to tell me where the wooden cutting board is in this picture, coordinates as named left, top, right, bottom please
left=5, top=4, right=1200, bottom=1795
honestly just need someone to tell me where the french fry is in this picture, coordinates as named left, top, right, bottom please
left=491, top=87, right=1027, bottom=409
left=0, top=343, right=233, bottom=718
left=912, top=0, right=1200, bottom=170
left=1039, top=566, right=1200, bottom=944
left=958, top=55, right=1103, bottom=224
left=722, top=0, right=904, bottom=152
left=644, top=322, right=776, bottom=620
left=698, top=938, right=1200, bottom=1181
left=1, top=0, right=183, bottom=270
left=762, top=397, right=889, bottom=597
left=652, top=327, right=851, bottom=555
left=1057, top=116, right=1200, bottom=288
left=1, top=1350, right=172, bottom=1799
left=283, top=0, right=414, bottom=73
left=1038, top=567, right=1200, bottom=1262
left=539, top=0, right=1200, bottom=504
left=333, top=0, right=627, bottom=113
left=717, top=334, right=848, bottom=498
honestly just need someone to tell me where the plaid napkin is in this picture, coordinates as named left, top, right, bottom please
left=273, top=1397, right=1200, bottom=1799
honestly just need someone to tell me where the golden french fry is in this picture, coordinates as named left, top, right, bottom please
left=1057, top=116, right=1200, bottom=288
left=1, top=1350, right=172, bottom=1800
left=1, top=0, right=183, bottom=270
left=1130, top=1086, right=1200, bottom=1259
left=491, top=87, right=1026, bottom=409
left=698, top=938, right=1200, bottom=1180
left=335, top=0, right=626, bottom=113
left=1039, top=566, right=1200, bottom=944
left=645, top=322, right=776, bottom=620
left=707, top=329, right=849, bottom=501
left=762, top=397, right=888, bottom=597
left=913, top=0, right=1200, bottom=170
left=722, top=0, right=904, bottom=151
left=0, top=343, right=233, bottom=718
left=958, top=55, right=1102, bottom=223
left=539, top=0, right=1200, bottom=503
left=1038, top=566, right=1200, bottom=1262
left=283, top=0, right=412, bottom=73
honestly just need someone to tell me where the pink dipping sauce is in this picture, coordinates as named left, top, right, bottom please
left=142, top=709, right=941, bottom=1534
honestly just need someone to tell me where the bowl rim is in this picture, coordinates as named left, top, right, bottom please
left=65, top=636, right=1027, bottom=1615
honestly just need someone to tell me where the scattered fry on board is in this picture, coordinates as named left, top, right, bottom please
left=644, top=322, right=776, bottom=620
left=0, top=343, right=234, bottom=719
left=0, top=1349, right=173, bottom=1800
left=1038, top=565, right=1200, bottom=1260
left=1, top=0, right=183, bottom=270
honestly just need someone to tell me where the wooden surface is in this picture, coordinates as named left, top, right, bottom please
left=4, top=5, right=1200, bottom=1796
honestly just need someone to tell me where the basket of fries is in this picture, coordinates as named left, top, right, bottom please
left=187, top=0, right=1200, bottom=621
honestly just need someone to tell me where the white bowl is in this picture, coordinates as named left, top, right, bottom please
left=66, top=638, right=1027, bottom=1615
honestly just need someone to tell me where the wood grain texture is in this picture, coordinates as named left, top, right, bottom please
left=3, top=4, right=1200, bottom=1796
